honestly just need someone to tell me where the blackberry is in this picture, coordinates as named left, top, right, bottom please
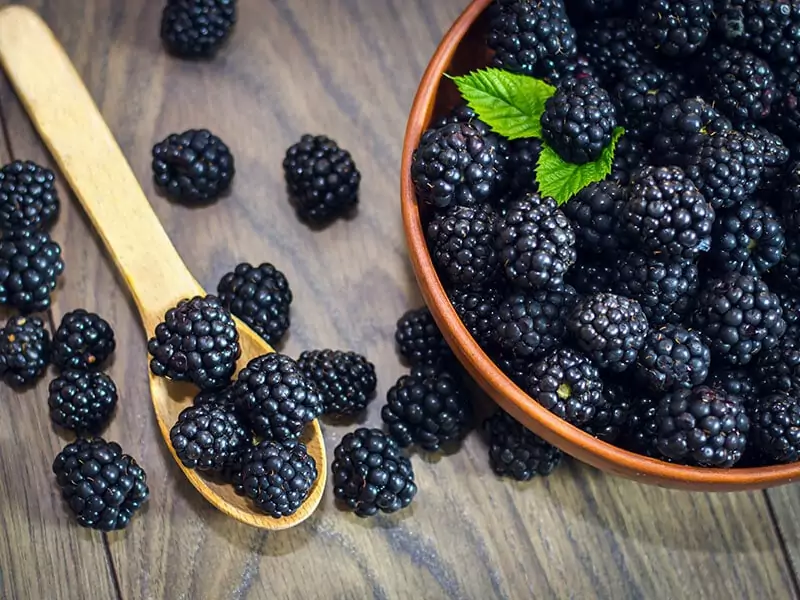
left=449, top=287, right=502, bottom=350
left=779, top=290, right=800, bottom=327
left=567, top=292, right=649, bottom=373
left=147, top=295, right=241, bottom=391
left=635, top=324, right=710, bottom=393
left=540, top=75, right=618, bottom=164
left=754, top=325, right=800, bottom=394
left=715, top=0, right=800, bottom=67
left=152, top=129, right=234, bottom=204
left=654, top=385, right=749, bottom=467
left=582, top=378, right=631, bottom=442
left=620, top=394, right=660, bottom=456
left=537, top=54, right=597, bottom=87
left=395, top=307, right=452, bottom=366
left=486, top=0, right=577, bottom=77
left=169, top=403, right=247, bottom=471
left=236, top=439, right=317, bottom=518
left=0, top=315, right=49, bottom=387
left=613, top=65, right=686, bottom=142
left=426, top=204, right=499, bottom=289
left=216, top=262, right=292, bottom=346
left=484, top=410, right=562, bottom=480
left=381, top=363, right=472, bottom=452
left=566, top=259, right=615, bottom=295
left=653, top=97, right=732, bottom=163
left=52, top=438, right=149, bottom=531
left=562, top=180, right=627, bottom=253
left=692, top=272, right=786, bottom=366
left=748, top=392, right=800, bottom=463
left=622, top=166, right=714, bottom=260
left=492, top=286, right=578, bottom=359
left=492, top=354, right=530, bottom=387
left=48, top=371, right=118, bottom=434
left=775, top=65, right=800, bottom=137
left=739, top=122, right=789, bottom=189
left=160, top=0, right=236, bottom=58
left=524, top=347, right=605, bottom=426
left=769, top=237, right=800, bottom=294
left=708, top=367, right=757, bottom=406
left=577, top=19, right=644, bottom=85
left=0, top=160, right=59, bottom=232
left=609, top=135, right=648, bottom=186
left=710, top=197, right=785, bottom=275
left=51, top=309, right=116, bottom=371
left=193, top=385, right=236, bottom=412
left=233, top=353, right=323, bottom=441
left=297, top=349, right=377, bottom=417
left=495, top=193, right=576, bottom=291
left=636, top=0, right=714, bottom=57
left=506, top=137, right=542, bottom=195
left=0, top=229, right=63, bottom=314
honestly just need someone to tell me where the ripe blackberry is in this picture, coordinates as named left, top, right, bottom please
left=233, top=353, right=323, bottom=441
left=710, top=197, right=785, bottom=275
left=297, top=349, right=377, bottom=417
left=495, top=193, right=576, bottom=291
left=692, top=272, right=786, bottom=366
left=484, top=410, right=562, bottom=480
left=708, top=367, right=757, bottom=407
left=567, top=292, right=649, bottom=373
left=775, top=65, right=800, bottom=137
left=492, top=286, right=578, bottom=359
left=382, top=363, right=472, bottom=452
left=779, top=290, right=800, bottom=328
left=332, top=427, right=417, bottom=517
left=51, top=309, right=116, bottom=371
left=450, top=287, right=502, bottom=351
left=0, top=315, right=49, bottom=387
left=582, top=378, right=631, bottom=442
left=566, top=259, right=615, bottom=296
left=160, top=0, right=236, bottom=58
left=152, top=129, right=234, bottom=203
left=537, top=54, right=597, bottom=87
left=193, top=385, right=236, bottom=412
left=562, top=180, right=627, bottom=253
left=769, top=237, right=800, bottom=294
left=613, top=65, right=686, bottom=142
left=236, top=439, right=317, bottom=518
left=653, top=97, right=732, bottom=164
left=754, top=325, right=800, bottom=394
left=578, top=18, right=644, bottom=85
left=524, top=347, right=605, bottom=426
left=715, top=0, right=800, bottom=67
left=540, top=75, right=618, bottom=164
left=147, top=295, right=241, bottom=391
left=637, top=0, right=714, bottom=57
left=486, top=0, right=577, bottom=77
left=48, top=371, right=117, bottom=434
left=506, top=137, right=542, bottom=195
left=739, top=122, right=790, bottom=189
left=395, top=307, right=452, bottom=366
left=0, top=160, right=59, bottom=232
left=609, top=135, right=648, bottom=186
left=169, top=403, right=247, bottom=471
left=620, top=394, right=660, bottom=456
left=52, top=438, right=149, bottom=531
left=216, top=262, right=292, bottom=346
left=635, top=324, right=710, bottom=393
left=748, top=392, right=800, bottom=463
left=0, top=229, right=63, bottom=314
left=654, top=385, right=749, bottom=467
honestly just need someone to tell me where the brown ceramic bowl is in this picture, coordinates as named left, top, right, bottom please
left=400, top=0, right=800, bottom=491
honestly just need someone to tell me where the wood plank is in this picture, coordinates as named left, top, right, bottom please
left=0, top=0, right=798, bottom=598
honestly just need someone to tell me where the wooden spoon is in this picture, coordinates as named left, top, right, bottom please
left=0, top=5, right=327, bottom=530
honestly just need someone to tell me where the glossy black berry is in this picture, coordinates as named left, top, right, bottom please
left=160, top=0, right=236, bottom=58
left=635, top=325, right=710, bottom=393
left=754, top=325, right=800, bottom=395
left=707, top=367, right=757, bottom=407
left=484, top=410, right=562, bottom=480
left=48, top=371, right=118, bottom=434
left=395, top=307, right=452, bottom=366
left=0, top=229, right=64, bottom=314
left=637, top=0, right=714, bottom=58
left=711, top=197, right=785, bottom=274
left=449, top=287, right=502, bottom=351
left=566, top=259, right=615, bottom=296
left=297, top=349, right=377, bottom=417
left=748, top=393, right=800, bottom=463
left=612, top=64, right=686, bottom=142
left=562, top=180, right=627, bottom=253
left=51, top=309, right=115, bottom=371
left=0, top=315, right=49, bottom=388
left=653, top=97, right=732, bottom=164
left=577, top=18, right=644, bottom=86
left=506, top=137, right=543, bottom=195
left=0, top=160, right=59, bottom=232
left=169, top=403, right=247, bottom=472
left=582, top=377, right=631, bottom=443
left=715, top=0, right=800, bottom=68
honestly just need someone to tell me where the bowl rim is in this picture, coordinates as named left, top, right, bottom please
left=399, top=0, right=800, bottom=489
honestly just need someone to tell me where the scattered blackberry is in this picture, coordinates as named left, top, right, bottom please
left=494, top=193, right=576, bottom=291
left=653, top=97, right=732, bottom=163
left=711, top=197, right=785, bottom=275
left=748, top=392, right=800, bottom=463
left=506, top=137, right=542, bottom=195
left=692, top=272, right=786, bottom=366
left=566, top=259, right=615, bottom=296
left=51, top=309, right=116, bottom=371
left=635, top=324, right=710, bottom=393
left=152, top=129, right=234, bottom=203
left=0, top=229, right=63, bottom=314
left=637, top=0, right=714, bottom=57
left=0, top=315, right=49, bottom=387
left=540, top=75, right=618, bottom=164
left=216, top=262, right=292, bottom=346
left=232, top=353, right=323, bottom=441
left=620, top=394, right=660, bottom=456
left=567, top=292, right=649, bottom=373
left=562, top=180, right=627, bottom=253
left=450, top=287, right=502, bottom=350
left=297, top=349, right=377, bottom=417
left=236, top=439, right=317, bottom=518
left=52, top=438, right=149, bottom=531
left=395, top=307, right=452, bottom=366
left=577, top=18, right=644, bottom=85
left=147, top=295, right=241, bottom=391
left=484, top=410, right=562, bottom=480
left=754, top=325, right=800, bottom=394
left=193, top=385, right=236, bottom=412
left=739, top=122, right=790, bottom=189
left=169, top=403, right=247, bottom=471
left=524, top=347, right=605, bottom=426
left=613, top=65, right=686, bottom=142
left=708, top=367, right=757, bottom=407
left=609, top=135, right=648, bottom=186
left=715, top=0, right=800, bottom=67
left=654, top=385, right=749, bottom=467
left=282, top=134, right=361, bottom=223
left=331, top=427, right=417, bottom=517
left=0, top=160, right=59, bottom=232
left=48, top=371, right=118, bottom=434
left=381, top=363, right=472, bottom=452
left=160, top=0, right=236, bottom=58
left=582, top=378, right=631, bottom=442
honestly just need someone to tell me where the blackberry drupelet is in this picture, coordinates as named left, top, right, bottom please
left=52, top=438, right=149, bottom=531
left=147, top=295, right=241, bottom=391
left=613, top=65, right=686, bottom=142
left=582, top=378, right=631, bottom=442
left=740, top=122, right=790, bottom=189
left=216, top=262, right=292, bottom=346
left=297, top=349, right=377, bottom=417
left=636, top=0, right=714, bottom=57
left=609, top=135, right=648, bottom=186
left=562, top=180, right=627, bottom=253
left=395, top=307, right=452, bottom=366
left=748, top=392, right=800, bottom=463
left=577, top=18, right=643, bottom=85
left=0, top=229, right=63, bottom=313
left=51, top=309, right=116, bottom=371
left=635, top=324, right=710, bottom=393
left=710, top=197, right=785, bottom=275
left=620, top=394, right=660, bottom=456
left=484, top=409, right=562, bottom=480
left=450, top=287, right=502, bottom=351
left=160, top=0, right=236, bottom=58
left=708, top=367, right=757, bottom=406
left=653, top=97, right=732, bottom=163
left=48, top=370, right=118, bottom=434
left=0, top=315, right=49, bottom=387
left=566, top=259, right=615, bottom=296
left=0, top=160, right=59, bottom=232
left=567, top=292, right=649, bottom=373
left=715, top=0, right=800, bottom=67
left=381, top=363, right=472, bottom=452
left=152, top=129, right=234, bottom=204
left=754, top=325, right=800, bottom=394
left=332, top=427, right=417, bottom=517
left=506, top=137, right=542, bottom=195
left=169, top=403, right=247, bottom=471
left=233, top=353, right=323, bottom=441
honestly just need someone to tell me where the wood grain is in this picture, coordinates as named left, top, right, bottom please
left=0, top=0, right=798, bottom=598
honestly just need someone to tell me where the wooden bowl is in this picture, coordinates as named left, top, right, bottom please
left=400, top=0, right=800, bottom=491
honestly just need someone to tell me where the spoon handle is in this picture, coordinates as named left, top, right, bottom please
left=0, top=6, right=202, bottom=332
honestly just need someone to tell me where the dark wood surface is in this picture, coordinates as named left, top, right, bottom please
left=0, top=1, right=799, bottom=599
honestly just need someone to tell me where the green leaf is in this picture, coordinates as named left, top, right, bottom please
left=535, top=127, right=626, bottom=205
left=447, top=68, right=556, bottom=140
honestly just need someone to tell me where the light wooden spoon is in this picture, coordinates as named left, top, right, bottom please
left=0, top=5, right=326, bottom=530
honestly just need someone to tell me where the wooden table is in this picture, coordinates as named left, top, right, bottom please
left=1, top=1, right=800, bottom=598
